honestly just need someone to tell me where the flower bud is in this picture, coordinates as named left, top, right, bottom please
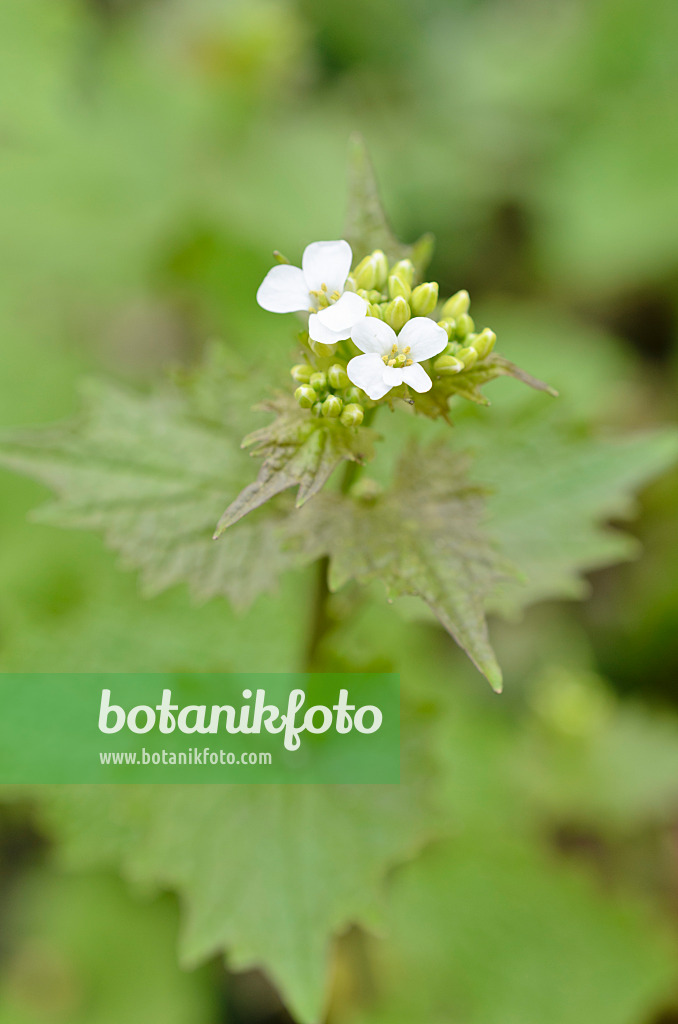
left=295, top=385, right=316, bottom=409
left=344, top=386, right=362, bottom=404
left=456, top=346, right=478, bottom=370
left=371, top=250, right=389, bottom=290
left=410, top=282, right=439, bottom=317
left=321, top=395, right=343, bottom=418
left=367, top=290, right=384, bottom=303
left=309, top=371, right=328, bottom=392
left=473, top=328, right=496, bottom=360
left=353, top=256, right=377, bottom=291
left=368, top=303, right=384, bottom=319
left=340, top=403, right=364, bottom=427
left=434, top=354, right=464, bottom=375
left=328, top=364, right=349, bottom=389
left=311, top=401, right=324, bottom=418
left=388, top=274, right=411, bottom=301
left=384, top=296, right=411, bottom=333
left=437, top=319, right=456, bottom=338
left=291, top=363, right=313, bottom=383
left=442, top=290, right=470, bottom=320
left=353, top=249, right=388, bottom=291
left=390, top=259, right=415, bottom=287
left=455, top=313, right=475, bottom=340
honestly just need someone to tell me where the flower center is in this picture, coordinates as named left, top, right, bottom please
left=309, top=283, right=342, bottom=311
left=382, top=343, right=413, bottom=368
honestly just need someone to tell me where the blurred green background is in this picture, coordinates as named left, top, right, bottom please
left=1, top=0, right=678, bottom=1021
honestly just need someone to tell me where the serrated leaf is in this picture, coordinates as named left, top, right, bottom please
left=413, top=352, right=557, bottom=418
left=0, top=376, right=313, bottom=611
left=471, top=416, right=678, bottom=615
left=34, top=782, right=432, bottom=1024
left=344, top=135, right=434, bottom=277
left=214, top=395, right=375, bottom=535
left=302, top=444, right=511, bottom=690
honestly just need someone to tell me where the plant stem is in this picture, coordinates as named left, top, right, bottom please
left=305, top=405, right=378, bottom=670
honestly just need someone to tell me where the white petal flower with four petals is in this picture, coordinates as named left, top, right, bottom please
left=256, top=240, right=367, bottom=345
left=347, top=317, right=448, bottom=401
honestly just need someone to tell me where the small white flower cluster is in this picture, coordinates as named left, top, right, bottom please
left=257, top=239, right=449, bottom=401
left=257, top=239, right=499, bottom=415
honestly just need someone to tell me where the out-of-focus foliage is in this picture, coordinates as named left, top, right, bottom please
left=0, top=865, right=214, bottom=1024
left=1, top=0, right=678, bottom=1022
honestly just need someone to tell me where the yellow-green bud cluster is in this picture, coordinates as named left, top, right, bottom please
left=432, top=291, right=496, bottom=376
left=292, top=271, right=497, bottom=412
left=292, top=362, right=364, bottom=426
left=352, top=250, right=389, bottom=291
left=350, top=251, right=439, bottom=335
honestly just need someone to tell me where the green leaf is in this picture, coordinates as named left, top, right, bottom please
left=471, top=415, right=678, bottom=615
left=344, top=135, right=434, bottom=277
left=412, top=352, right=558, bottom=418
left=34, top=782, right=432, bottom=1024
left=0, top=374, right=313, bottom=612
left=214, top=394, right=375, bottom=535
left=303, top=443, right=510, bottom=690
left=363, top=838, right=677, bottom=1024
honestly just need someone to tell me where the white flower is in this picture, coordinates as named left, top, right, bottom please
left=347, top=317, right=448, bottom=401
left=256, top=240, right=367, bottom=345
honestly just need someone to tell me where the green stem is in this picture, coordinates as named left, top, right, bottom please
left=305, top=405, right=378, bottom=670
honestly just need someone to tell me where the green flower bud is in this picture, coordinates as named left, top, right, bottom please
left=311, top=401, right=324, bottom=418
left=353, top=256, right=377, bottom=291
left=367, top=289, right=384, bottom=303
left=344, top=386, right=362, bottom=404
left=340, top=403, right=364, bottom=427
left=291, top=363, right=313, bottom=383
left=388, top=274, right=411, bottom=301
left=321, top=394, right=343, bottom=418
left=309, top=371, right=328, bottom=392
left=455, top=313, right=475, bottom=340
left=368, top=303, right=384, bottom=319
left=437, top=319, right=456, bottom=339
left=473, top=328, right=496, bottom=360
left=328, top=364, right=349, bottom=389
left=457, top=346, right=478, bottom=370
left=295, top=385, right=316, bottom=409
left=353, top=249, right=388, bottom=291
left=410, top=282, right=439, bottom=317
left=390, top=259, right=414, bottom=287
left=434, top=354, right=464, bottom=375
left=442, top=289, right=470, bottom=320
left=384, top=296, right=411, bottom=333
left=372, top=250, right=389, bottom=290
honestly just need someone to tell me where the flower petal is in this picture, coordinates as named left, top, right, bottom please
left=308, top=313, right=349, bottom=346
left=351, top=316, right=396, bottom=356
left=347, top=353, right=393, bottom=401
left=302, top=240, right=353, bottom=294
left=401, top=361, right=433, bottom=393
left=256, top=264, right=310, bottom=313
left=382, top=365, right=406, bottom=388
left=398, top=317, right=448, bottom=361
left=314, top=292, right=367, bottom=334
